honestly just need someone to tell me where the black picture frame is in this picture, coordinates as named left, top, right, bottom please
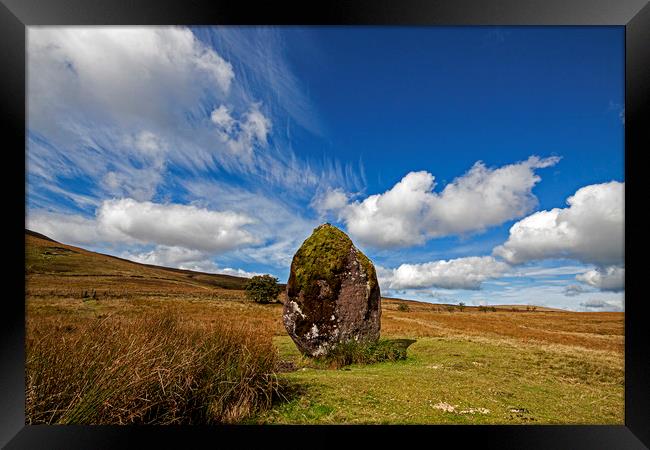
left=2, top=0, right=647, bottom=448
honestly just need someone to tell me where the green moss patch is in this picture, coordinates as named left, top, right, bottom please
left=289, top=224, right=353, bottom=300
left=288, top=223, right=379, bottom=301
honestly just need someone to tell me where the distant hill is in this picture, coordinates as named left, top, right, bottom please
left=25, top=229, right=561, bottom=311
left=381, top=297, right=565, bottom=312
left=25, top=229, right=253, bottom=291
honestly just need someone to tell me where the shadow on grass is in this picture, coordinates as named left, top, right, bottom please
left=386, top=338, right=417, bottom=351
left=254, top=339, right=419, bottom=422
left=276, top=360, right=299, bottom=373
left=243, top=378, right=310, bottom=424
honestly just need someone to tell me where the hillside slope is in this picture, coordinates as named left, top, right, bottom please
left=25, top=229, right=252, bottom=294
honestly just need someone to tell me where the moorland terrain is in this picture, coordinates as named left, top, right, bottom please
left=25, top=230, right=624, bottom=424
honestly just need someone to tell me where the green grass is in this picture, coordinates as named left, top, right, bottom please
left=249, top=335, right=624, bottom=424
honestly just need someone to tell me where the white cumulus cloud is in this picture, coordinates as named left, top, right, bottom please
left=96, top=199, right=259, bottom=253
left=493, top=181, right=624, bottom=266
left=378, top=256, right=509, bottom=290
left=311, top=188, right=350, bottom=216
left=27, top=27, right=238, bottom=204
left=576, top=266, right=624, bottom=292
left=28, top=26, right=233, bottom=131
left=27, top=198, right=259, bottom=254
left=335, top=156, right=559, bottom=249
left=26, top=210, right=118, bottom=246
left=180, top=180, right=318, bottom=269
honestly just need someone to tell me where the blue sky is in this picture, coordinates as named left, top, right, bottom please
left=26, top=26, right=625, bottom=311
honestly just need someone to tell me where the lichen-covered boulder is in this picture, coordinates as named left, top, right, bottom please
left=283, top=223, right=381, bottom=357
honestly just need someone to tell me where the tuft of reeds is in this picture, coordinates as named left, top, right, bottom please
left=315, top=339, right=409, bottom=369
left=26, top=309, right=283, bottom=424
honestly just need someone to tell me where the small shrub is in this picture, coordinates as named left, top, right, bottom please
left=446, top=306, right=456, bottom=313
left=245, top=275, right=282, bottom=304
left=397, top=303, right=410, bottom=312
left=490, top=306, right=497, bottom=312
left=81, top=289, right=97, bottom=301
left=316, top=339, right=408, bottom=369
left=458, top=302, right=465, bottom=312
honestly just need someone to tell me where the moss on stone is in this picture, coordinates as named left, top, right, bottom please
left=288, top=221, right=380, bottom=316
left=356, top=250, right=377, bottom=292
left=290, top=224, right=353, bottom=301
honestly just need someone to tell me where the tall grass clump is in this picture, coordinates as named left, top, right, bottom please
left=26, top=310, right=283, bottom=424
left=317, top=339, right=409, bottom=369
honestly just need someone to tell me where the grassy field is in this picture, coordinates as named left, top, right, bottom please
left=25, top=231, right=624, bottom=425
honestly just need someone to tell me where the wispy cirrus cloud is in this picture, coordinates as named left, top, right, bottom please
left=195, top=26, right=325, bottom=137
left=26, top=26, right=366, bottom=279
left=579, top=298, right=623, bottom=312
left=564, top=284, right=587, bottom=297
left=27, top=26, right=365, bottom=215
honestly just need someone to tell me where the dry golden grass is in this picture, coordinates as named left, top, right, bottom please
left=26, top=232, right=288, bottom=333
left=25, top=233, right=289, bottom=424
left=381, top=298, right=623, bottom=353
left=26, top=308, right=283, bottom=424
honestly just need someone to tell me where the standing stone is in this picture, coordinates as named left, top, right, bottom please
left=283, top=223, right=381, bottom=357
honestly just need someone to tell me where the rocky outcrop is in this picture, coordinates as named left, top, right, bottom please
left=282, top=223, right=381, bottom=357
